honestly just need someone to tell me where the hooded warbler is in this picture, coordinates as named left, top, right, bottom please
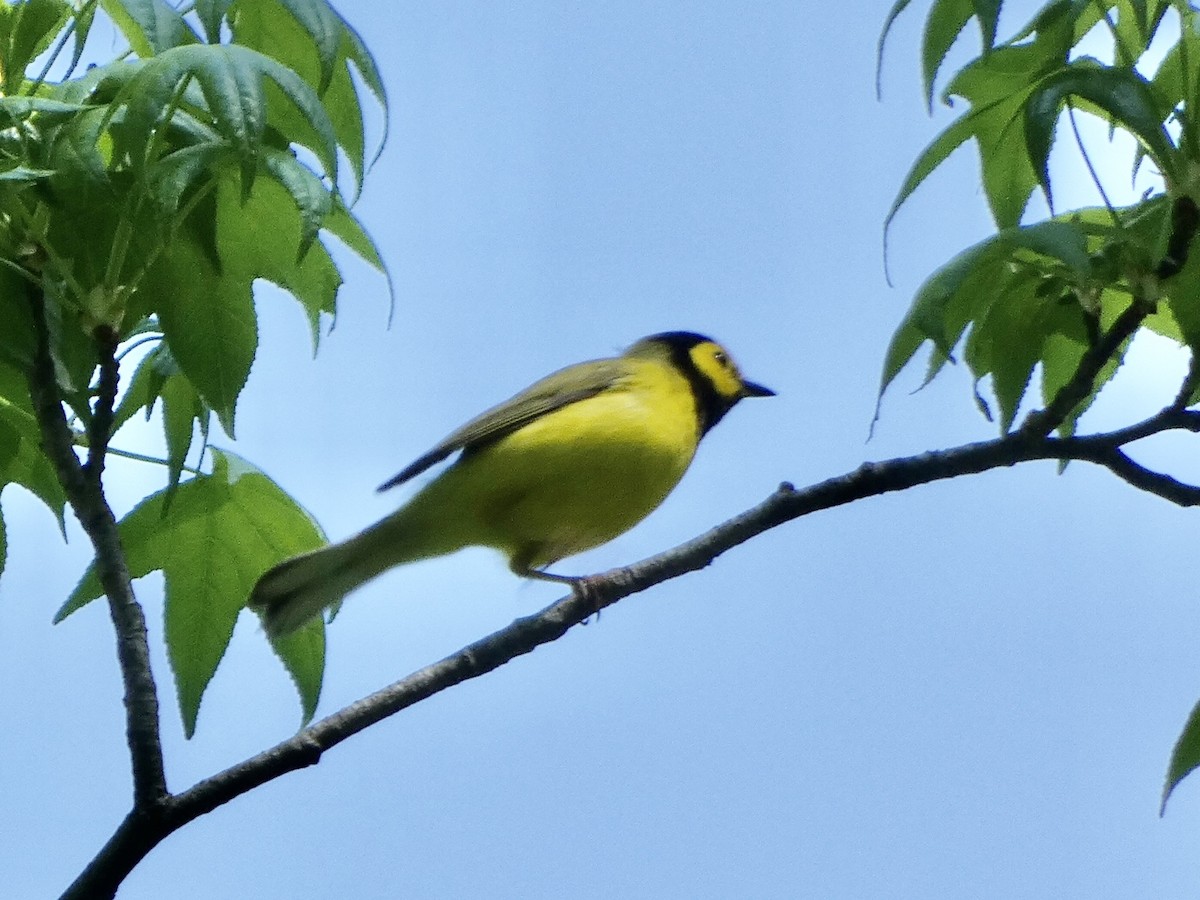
left=250, top=331, right=773, bottom=636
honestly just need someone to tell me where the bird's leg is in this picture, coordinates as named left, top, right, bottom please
left=510, top=557, right=603, bottom=622
left=515, top=566, right=583, bottom=585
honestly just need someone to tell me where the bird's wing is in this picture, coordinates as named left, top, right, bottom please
left=377, top=358, right=627, bottom=491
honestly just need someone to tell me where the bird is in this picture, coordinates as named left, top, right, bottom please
left=248, top=331, right=774, bottom=637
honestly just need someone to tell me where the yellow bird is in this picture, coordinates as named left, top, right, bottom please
left=249, top=331, right=773, bottom=636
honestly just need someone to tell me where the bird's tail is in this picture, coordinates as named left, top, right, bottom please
left=249, top=510, right=444, bottom=638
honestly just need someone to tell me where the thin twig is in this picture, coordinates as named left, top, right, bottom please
left=1088, top=446, right=1200, bottom=505
left=86, top=326, right=120, bottom=480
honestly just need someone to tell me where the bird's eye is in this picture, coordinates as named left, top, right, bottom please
left=713, top=350, right=728, bottom=365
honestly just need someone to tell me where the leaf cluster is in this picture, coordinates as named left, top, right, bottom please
left=0, top=0, right=388, bottom=734
left=878, top=0, right=1200, bottom=435
left=879, top=0, right=1200, bottom=811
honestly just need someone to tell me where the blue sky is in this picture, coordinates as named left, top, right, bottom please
left=6, top=2, right=1200, bottom=897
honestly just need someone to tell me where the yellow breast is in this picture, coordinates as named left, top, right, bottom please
left=425, top=356, right=701, bottom=570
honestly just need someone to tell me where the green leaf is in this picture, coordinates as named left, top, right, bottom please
left=324, top=196, right=385, bottom=272
left=964, top=267, right=1041, bottom=430
left=60, top=449, right=326, bottom=735
left=0, top=0, right=71, bottom=93
left=261, top=146, right=331, bottom=259
left=876, top=0, right=915, bottom=97
left=879, top=240, right=994, bottom=399
left=1025, top=62, right=1176, bottom=208
left=922, top=0, right=976, bottom=111
left=152, top=202, right=256, bottom=437
left=111, top=344, right=167, bottom=432
left=119, top=44, right=338, bottom=184
left=1039, top=294, right=1128, bottom=437
left=1162, top=230, right=1200, bottom=352
left=0, top=95, right=92, bottom=126
left=971, top=0, right=1001, bottom=49
left=885, top=109, right=976, bottom=240
left=65, top=0, right=98, bottom=77
left=0, top=361, right=66, bottom=528
left=0, top=502, right=7, bottom=580
left=195, top=0, right=234, bottom=43
left=890, top=32, right=1072, bottom=235
left=149, top=166, right=345, bottom=432
left=230, top=0, right=387, bottom=194
left=880, top=219, right=1092, bottom=401
left=160, top=371, right=201, bottom=494
left=269, top=617, right=324, bottom=726
left=1163, top=698, right=1200, bottom=814
left=322, top=196, right=392, bottom=321
left=145, top=142, right=229, bottom=213
left=944, top=46, right=1053, bottom=228
left=99, top=0, right=198, bottom=56
left=275, top=0, right=342, bottom=93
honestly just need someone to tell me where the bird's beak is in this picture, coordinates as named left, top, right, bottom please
left=741, top=380, right=775, bottom=398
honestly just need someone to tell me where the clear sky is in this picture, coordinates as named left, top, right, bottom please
left=6, top=2, right=1200, bottom=898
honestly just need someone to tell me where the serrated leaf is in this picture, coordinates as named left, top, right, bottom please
left=276, top=0, right=342, bottom=93
left=231, top=0, right=386, bottom=194
left=323, top=196, right=392, bottom=321
left=0, top=361, right=66, bottom=528
left=111, top=343, right=167, bottom=432
left=1006, top=219, right=1092, bottom=274
left=261, top=146, right=331, bottom=259
left=150, top=164, right=349, bottom=430
left=65, top=0, right=98, bottom=77
left=1149, top=15, right=1195, bottom=114
left=145, top=143, right=228, bottom=213
left=971, top=0, right=1001, bottom=49
left=889, top=36, right=1063, bottom=236
left=99, top=0, right=198, bottom=56
left=880, top=219, right=1092, bottom=401
left=1039, top=296, right=1127, bottom=437
left=885, top=110, right=976, bottom=240
left=0, top=95, right=92, bottom=128
left=1162, top=233, right=1200, bottom=351
left=923, top=0, right=976, bottom=111
left=195, top=0, right=234, bottom=43
left=119, top=44, right=337, bottom=184
left=269, top=617, right=324, bottom=725
left=1025, top=62, right=1176, bottom=207
left=876, top=0, right=916, bottom=97
left=324, top=196, right=384, bottom=272
left=152, top=194, right=256, bottom=436
left=1163, top=698, right=1200, bottom=814
left=964, top=267, right=1056, bottom=431
left=160, top=372, right=200, bottom=494
left=3, top=0, right=71, bottom=93
left=879, top=239, right=997, bottom=399
left=60, top=449, right=326, bottom=735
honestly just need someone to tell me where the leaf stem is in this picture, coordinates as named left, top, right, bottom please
left=103, top=443, right=205, bottom=476
left=1068, top=104, right=1119, bottom=224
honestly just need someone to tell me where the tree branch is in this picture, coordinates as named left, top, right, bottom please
left=59, top=399, right=1200, bottom=898
left=1063, top=443, right=1200, bottom=505
left=25, top=290, right=168, bottom=816
left=1018, top=297, right=1149, bottom=438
